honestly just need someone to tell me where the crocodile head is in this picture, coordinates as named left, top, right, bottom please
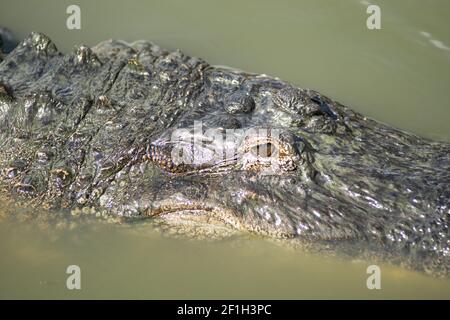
left=0, top=32, right=449, bottom=274
left=96, top=61, right=449, bottom=253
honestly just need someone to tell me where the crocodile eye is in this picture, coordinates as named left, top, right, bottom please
left=250, top=143, right=276, bottom=158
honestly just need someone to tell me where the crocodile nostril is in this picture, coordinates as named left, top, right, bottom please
left=310, top=95, right=338, bottom=120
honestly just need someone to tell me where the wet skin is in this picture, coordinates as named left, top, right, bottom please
left=0, top=32, right=449, bottom=276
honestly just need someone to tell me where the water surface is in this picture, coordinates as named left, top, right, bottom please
left=0, top=0, right=450, bottom=299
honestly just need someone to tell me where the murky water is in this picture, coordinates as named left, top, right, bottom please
left=1, top=0, right=450, bottom=299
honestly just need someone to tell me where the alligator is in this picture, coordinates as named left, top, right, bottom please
left=0, top=32, right=449, bottom=276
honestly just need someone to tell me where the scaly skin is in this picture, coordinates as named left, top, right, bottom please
left=0, top=32, right=449, bottom=276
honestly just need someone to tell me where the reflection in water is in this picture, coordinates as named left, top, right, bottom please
left=420, top=31, right=450, bottom=51
left=1, top=202, right=450, bottom=299
left=0, top=0, right=450, bottom=298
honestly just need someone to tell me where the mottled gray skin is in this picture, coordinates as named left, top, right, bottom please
left=0, top=33, right=449, bottom=276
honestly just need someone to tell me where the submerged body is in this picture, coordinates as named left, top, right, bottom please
left=0, top=33, right=449, bottom=276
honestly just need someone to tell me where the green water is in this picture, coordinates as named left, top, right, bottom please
left=0, top=0, right=450, bottom=299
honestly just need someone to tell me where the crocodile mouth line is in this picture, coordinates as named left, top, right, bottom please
left=142, top=200, right=300, bottom=239
left=142, top=201, right=244, bottom=229
left=1, top=31, right=449, bottom=276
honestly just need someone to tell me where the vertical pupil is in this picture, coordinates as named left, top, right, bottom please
left=255, top=143, right=273, bottom=157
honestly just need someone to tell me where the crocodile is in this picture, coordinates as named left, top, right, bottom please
left=0, top=32, right=449, bottom=276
